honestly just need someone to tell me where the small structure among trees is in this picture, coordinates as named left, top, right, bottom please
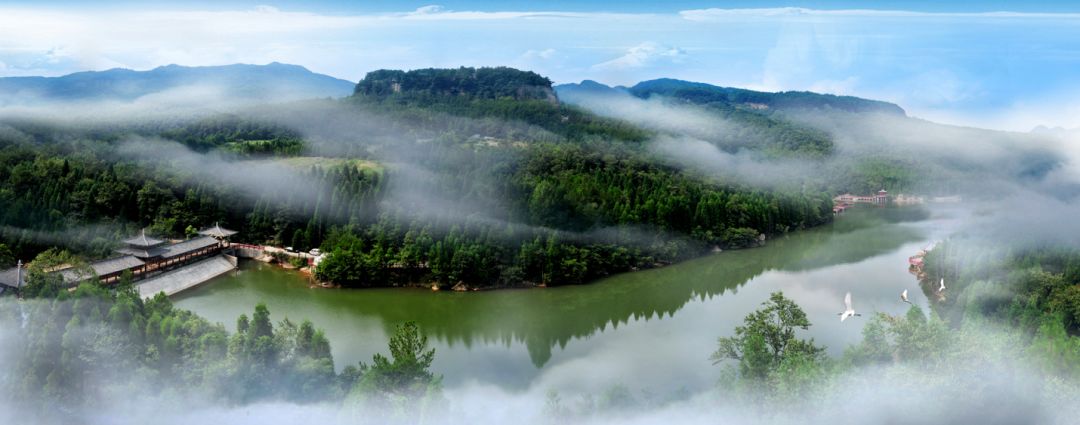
left=17, top=225, right=239, bottom=294
left=0, top=260, right=25, bottom=294
left=834, top=189, right=890, bottom=205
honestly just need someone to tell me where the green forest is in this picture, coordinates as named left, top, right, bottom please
left=2, top=66, right=1079, bottom=425
left=0, top=278, right=444, bottom=423
left=0, top=67, right=852, bottom=289
left=5, top=235, right=1080, bottom=423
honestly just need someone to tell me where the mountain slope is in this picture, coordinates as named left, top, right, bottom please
left=628, top=78, right=905, bottom=115
left=555, top=79, right=836, bottom=157
left=557, top=79, right=904, bottom=115
left=0, top=62, right=355, bottom=105
left=552, top=79, right=627, bottom=102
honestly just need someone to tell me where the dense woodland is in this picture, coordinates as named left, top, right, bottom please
left=2, top=66, right=1080, bottom=423
left=0, top=67, right=850, bottom=289
left=0, top=276, right=443, bottom=423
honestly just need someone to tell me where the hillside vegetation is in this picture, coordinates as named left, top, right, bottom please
left=0, top=66, right=841, bottom=288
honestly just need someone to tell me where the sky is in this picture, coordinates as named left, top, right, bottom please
left=2, top=1, right=1080, bottom=131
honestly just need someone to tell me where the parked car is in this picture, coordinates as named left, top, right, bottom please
left=309, top=248, right=321, bottom=256
left=285, top=246, right=296, bottom=253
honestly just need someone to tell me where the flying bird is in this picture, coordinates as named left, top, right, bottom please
left=901, top=289, right=912, bottom=305
left=839, top=292, right=861, bottom=322
left=939, top=278, right=946, bottom=292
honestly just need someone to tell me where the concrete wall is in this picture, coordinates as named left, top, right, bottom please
left=233, top=248, right=264, bottom=259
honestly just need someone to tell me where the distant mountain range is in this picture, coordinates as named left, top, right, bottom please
left=0, top=62, right=908, bottom=118
left=0, top=62, right=356, bottom=105
left=555, top=78, right=906, bottom=116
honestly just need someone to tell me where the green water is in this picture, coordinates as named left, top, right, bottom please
left=175, top=206, right=952, bottom=393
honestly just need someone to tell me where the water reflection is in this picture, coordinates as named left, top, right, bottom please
left=176, top=206, right=933, bottom=391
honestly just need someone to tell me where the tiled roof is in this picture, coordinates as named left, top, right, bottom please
left=160, top=236, right=220, bottom=259
left=90, top=256, right=145, bottom=277
left=198, top=223, right=238, bottom=238
left=122, top=230, right=165, bottom=248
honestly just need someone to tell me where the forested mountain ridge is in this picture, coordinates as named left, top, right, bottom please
left=557, top=78, right=905, bottom=116
left=0, top=66, right=836, bottom=289
left=556, top=78, right=838, bottom=157
left=0, top=62, right=355, bottom=105
left=354, top=67, right=557, bottom=103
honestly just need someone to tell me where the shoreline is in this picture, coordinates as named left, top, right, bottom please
left=240, top=202, right=943, bottom=293
left=252, top=234, right=777, bottom=293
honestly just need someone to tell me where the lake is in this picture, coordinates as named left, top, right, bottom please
left=175, top=205, right=960, bottom=395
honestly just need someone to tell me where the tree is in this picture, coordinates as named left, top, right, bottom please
left=0, top=243, right=14, bottom=269
left=712, top=292, right=826, bottom=396
left=351, top=321, right=444, bottom=420
left=23, top=249, right=91, bottom=298
left=363, top=321, right=436, bottom=394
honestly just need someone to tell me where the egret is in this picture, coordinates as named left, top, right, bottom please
left=838, top=292, right=861, bottom=322
left=939, top=278, right=946, bottom=292
left=901, top=289, right=912, bottom=305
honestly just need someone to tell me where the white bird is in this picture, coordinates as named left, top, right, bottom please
left=901, top=289, right=912, bottom=304
left=839, top=292, right=861, bottom=322
left=939, top=278, right=946, bottom=292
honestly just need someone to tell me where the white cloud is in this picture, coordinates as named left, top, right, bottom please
left=410, top=5, right=445, bottom=16
left=253, top=5, right=280, bottom=14
left=394, top=7, right=597, bottom=21
left=521, top=48, right=556, bottom=60
left=909, top=92, right=1080, bottom=132
left=0, top=2, right=1076, bottom=133
left=679, top=7, right=1080, bottom=21
left=592, top=42, right=686, bottom=71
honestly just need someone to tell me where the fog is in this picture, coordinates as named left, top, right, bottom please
left=562, top=89, right=1072, bottom=197
left=563, top=88, right=1080, bottom=256
left=0, top=85, right=718, bottom=267
left=0, top=84, right=274, bottom=123
left=650, top=135, right=819, bottom=188
left=115, top=136, right=330, bottom=205
left=4, top=74, right=1080, bottom=424
left=2, top=294, right=1077, bottom=425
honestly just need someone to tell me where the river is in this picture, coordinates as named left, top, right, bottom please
left=174, top=205, right=959, bottom=395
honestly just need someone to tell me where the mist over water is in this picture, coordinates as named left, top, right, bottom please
left=100, top=204, right=1074, bottom=425
left=2, top=43, right=1080, bottom=425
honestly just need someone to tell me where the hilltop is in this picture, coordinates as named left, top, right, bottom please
left=0, top=62, right=355, bottom=105
left=353, top=67, right=557, bottom=102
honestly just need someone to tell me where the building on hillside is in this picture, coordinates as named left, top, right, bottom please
left=833, top=190, right=891, bottom=206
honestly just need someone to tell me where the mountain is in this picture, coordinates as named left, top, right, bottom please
left=349, top=67, right=642, bottom=142
left=0, top=62, right=356, bottom=105
left=555, top=78, right=905, bottom=116
left=353, top=67, right=558, bottom=103
left=555, top=79, right=837, bottom=157
left=552, top=79, right=627, bottom=103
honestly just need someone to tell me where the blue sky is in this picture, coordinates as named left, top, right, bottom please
left=1, top=1, right=1079, bottom=130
